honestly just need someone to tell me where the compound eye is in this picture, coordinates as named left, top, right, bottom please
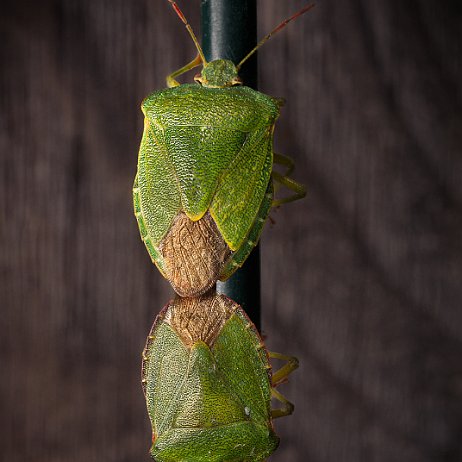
left=231, top=76, right=243, bottom=86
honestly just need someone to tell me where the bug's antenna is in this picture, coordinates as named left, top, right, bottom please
left=237, top=3, right=315, bottom=70
left=167, top=0, right=207, bottom=65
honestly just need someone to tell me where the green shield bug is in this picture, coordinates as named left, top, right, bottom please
left=133, top=1, right=312, bottom=297
left=141, top=292, right=298, bottom=462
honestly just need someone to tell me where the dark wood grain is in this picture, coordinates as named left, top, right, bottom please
left=1, top=1, right=461, bottom=461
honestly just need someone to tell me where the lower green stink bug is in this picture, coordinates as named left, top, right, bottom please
left=133, top=1, right=312, bottom=297
left=141, top=292, right=298, bottom=462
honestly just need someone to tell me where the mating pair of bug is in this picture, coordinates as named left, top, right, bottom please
left=133, top=1, right=312, bottom=461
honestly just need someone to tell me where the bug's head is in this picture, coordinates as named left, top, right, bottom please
left=167, top=1, right=314, bottom=87
left=194, top=60, right=243, bottom=88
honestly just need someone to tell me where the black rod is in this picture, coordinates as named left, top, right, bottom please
left=201, top=0, right=261, bottom=329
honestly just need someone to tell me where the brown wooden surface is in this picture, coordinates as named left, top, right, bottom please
left=1, top=1, right=462, bottom=461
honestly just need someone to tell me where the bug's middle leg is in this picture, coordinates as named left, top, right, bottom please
left=273, top=152, right=295, bottom=176
left=271, top=388, right=295, bottom=419
left=272, top=152, right=306, bottom=206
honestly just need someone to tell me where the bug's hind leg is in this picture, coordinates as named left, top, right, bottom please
left=269, top=351, right=299, bottom=386
left=167, top=54, right=202, bottom=87
left=269, top=351, right=298, bottom=419
left=272, top=153, right=306, bottom=206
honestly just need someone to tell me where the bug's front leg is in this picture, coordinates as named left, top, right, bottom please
left=272, top=153, right=306, bottom=206
left=166, top=54, right=202, bottom=87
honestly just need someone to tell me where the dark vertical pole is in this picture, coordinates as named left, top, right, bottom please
left=201, top=0, right=261, bottom=329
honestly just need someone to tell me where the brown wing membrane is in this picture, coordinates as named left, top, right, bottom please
left=165, top=292, right=235, bottom=348
left=159, top=212, right=231, bottom=297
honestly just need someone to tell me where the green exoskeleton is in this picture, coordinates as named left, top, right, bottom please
left=133, top=1, right=312, bottom=297
left=135, top=1, right=311, bottom=460
left=142, top=293, right=298, bottom=462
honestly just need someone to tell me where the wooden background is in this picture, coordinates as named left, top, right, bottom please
left=1, top=1, right=461, bottom=461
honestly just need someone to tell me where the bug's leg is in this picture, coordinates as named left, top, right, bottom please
left=272, top=153, right=293, bottom=199
left=271, top=169, right=306, bottom=207
left=272, top=152, right=306, bottom=206
left=166, top=54, right=202, bottom=88
left=271, top=388, right=295, bottom=419
left=269, top=351, right=299, bottom=386
left=273, top=152, right=295, bottom=177
left=269, top=351, right=298, bottom=419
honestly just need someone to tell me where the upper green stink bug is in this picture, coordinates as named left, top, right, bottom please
left=133, top=1, right=312, bottom=297
left=141, top=292, right=298, bottom=462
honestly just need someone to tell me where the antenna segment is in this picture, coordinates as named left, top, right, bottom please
left=167, top=0, right=207, bottom=65
left=237, top=3, right=315, bottom=70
